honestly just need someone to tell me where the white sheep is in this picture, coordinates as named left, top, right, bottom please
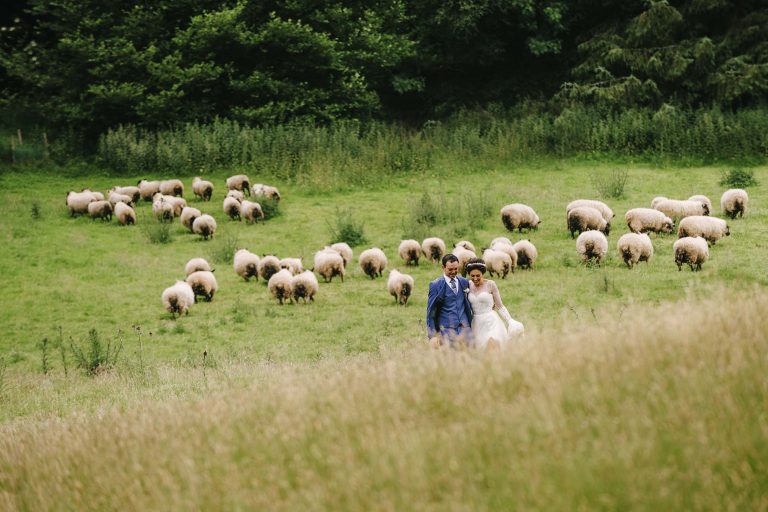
left=234, top=249, right=260, bottom=281
left=398, top=239, right=422, bottom=266
left=87, top=200, right=113, bottom=221
left=192, top=177, right=214, bottom=201
left=258, top=255, right=282, bottom=282
left=108, top=191, right=133, bottom=207
left=185, top=257, right=212, bottom=276
left=421, top=237, right=446, bottom=264
left=567, top=206, right=609, bottom=238
left=111, top=186, right=141, bottom=204
left=161, top=280, right=195, bottom=319
left=720, top=189, right=748, bottom=219
left=223, top=196, right=241, bottom=221
left=226, top=174, right=251, bottom=196
left=314, top=248, right=345, bottom=283
left=240, top=200, right=264, bottom=223
left=650, top=196, right=668, bottom=209
left=280, top=257, right=304, bottom=275
left=677, top=216, right=730, bottom=245
left=226, top=189, right=245, bottom=201
left=387, top=269, right=415, bottom=305
left=654, top=198, right=709, bottom=220
left=490, top=236, right=512, bottom=247
left=137, top=180, right=161, bottom=201
left=674, top=237, right=709, bottom=271
left=179, top=206, right=202, bottom=231
left=65, top=190, right=99, bottom=216
left=152, top=196, right=174, bottom=222
left=359, top=248, right=388, bottom=279
left=268, top=269, right=294, bottom=304
left=292, top=270, right=319, bottom=304
left=512, top=239, right=537, bottom=269
left=91, top=191, right=105, bottom=201
left=455, top=240, right=476, bottom=253
left=153, top=193, right=186, bottom=217
left=576, top=230, right=608, bottom=265
left=616, top=233, right=653, bottom=269
left=625, top=208, right=674, bottom=234
left=159, top=179, right=184, bottom=197
left=186, top=270, right=218, bottom=301
left=566, top=199, right=614, bottom=223
left=252, top=183, right=281, bottom=201
left=482, top=248, right=513, bottom=279
left=488, top=241, right=518, bottom=272
left=114, top=202, right=136, bottom=226
left=688, top=194, right=713, bottom=214
left=192, top=214, right=217, bottom=240
left=451, top=245, right=477, bottom=276
left=501, top=203, right=541, bottom=233
left=330, top=243, right=353, bottom=268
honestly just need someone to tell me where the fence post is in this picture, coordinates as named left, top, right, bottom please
left=17, top=129, right=23, bottom=145
left=10, top=137, right=15, bottom=164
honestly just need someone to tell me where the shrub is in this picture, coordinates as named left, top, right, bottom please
left=328, top=207, right=368, bottom=247
left=30, top=202, right=41, bottom=220
left=260, top=196, right=281, bottom=220
left=140, top=217, right=173, bottom=244
left=719, top=168, right=758, bottom=188
left=591, top=168, right=629, bottom=199
left=69, top=328, right=123, bottom=376
left=207, top=231, right=240, bottom=264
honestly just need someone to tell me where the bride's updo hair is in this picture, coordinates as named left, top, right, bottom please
left=465, top=257, right=486, bottom=274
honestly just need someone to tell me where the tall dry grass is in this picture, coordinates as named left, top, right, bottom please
left=1, top=288, right=767, bottom=510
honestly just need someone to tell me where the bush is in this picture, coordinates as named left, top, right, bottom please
left=591, top=168, right=629, bottom=199
left=69, top=328, right=123, bottom=376
left=259, top=196, right=281, bottom=220
left=140, top=217, right=173, bottom=244
left=719, top=168, right=758, bottom=188
left=328, top=207, right=368, bottom=247
left=207, top=231, right=240, bottom=264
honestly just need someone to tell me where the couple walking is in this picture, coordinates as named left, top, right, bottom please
left=426, top=254, right=524, bottom=349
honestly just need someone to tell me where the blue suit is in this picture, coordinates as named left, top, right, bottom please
left=426, top=276, right=473, bottom=341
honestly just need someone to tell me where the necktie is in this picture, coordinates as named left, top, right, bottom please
left=450, top=278, right=458, bottom=294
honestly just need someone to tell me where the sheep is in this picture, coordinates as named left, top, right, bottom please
left=268, top=269, right=294, bottom=304
left=488, top=242, right=518, bottom=273
left=398, top=239, right=421, bottom=266
left=688, top=195, right=713, bottom=215
left=87, top=200, right=113, bottom=222
left=677, top=216, right=730, bottom=245
left=280, top=257, right=304, bottom=275
left=566, top=199, right=614, bottom=223
left=226, top=174, right=251, bottom=196
left=91, top=191, right=105, bottom=201
left=567, top=206, right=609, bottom=238
left=314, top=248, right=345, bottom=282
left=240, top=200, right=264, bottom=223
left=192, top=177, right=214, bottom=201
left=501, top=204, right=540, bottom=233
left=114, top=202, right=136, bottom=226
left=159, top=179, right=184, bottom=197
left=490, top=236, right=513, bottom=247
left=252, top=183, right=281, bottom=202
left=625, top=208, right=674, bottom=235
left=223, top=196, right=241, bottom=221
left=192, top=214, right=217, bottom=240
left=421, top=237, right=446, bottom=264
left=226, top=189, right=245, bottom=201
left=359, top=248, right=388, bottom=279
left=65, top=189, right=100, bottom=216
left=108, top=191, right=133, bottom=207
left=258, top=255, right=282, bottom=282
left=234, top=249, right=260, bottom=281
left=330, top=243, right=353, bottom=268
left=616, top=233, right=653, bottom=269
left=387, top=269, right=415, bottom=305
left=720, top=189, right=748, bottom=219
left=650, top=196, right=668, bottom=209
left=654, top=199, right=709, bottom=220
left=674, top=237, right=709, bottom=271
left=512, top=239, right=538, bottom=269
left=111, top=186, right=141, bottom=204
left=186, top=270, right=218, bottom=302
left=152, top=196, right=174, bottom=222
left=161, top=281, right=195, bottom=319
left=451, top=245, right=477, bottom=276
left=153, top=193, right=186, bottom=217
left=292, top=270, right=319, bottom=304
left=482, top=248, right=513, bottom=279
left=185, top=257, right=212, bottom=276
left=455, top=240, right=476, bottom=253
left=179, top=206, right=202, bottom=232
left=137, top=180, right=161, bottom=201
left=576, top=230, right=608, bottom=265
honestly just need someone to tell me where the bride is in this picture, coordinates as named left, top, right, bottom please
left=465, top=258, right=524, bottom=350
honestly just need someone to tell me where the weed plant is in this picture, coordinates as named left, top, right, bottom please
left=719, top=168, right=759, bottom=188
left=70, top=329, right=123, bottom=376
left=259, top=196, right=281, bottom=220
left=328, top=207, right=368, bottom=246
left=591, top=168, right=629, bottom=199
left=140, top=216, right=174, bottom=244
left=207, top=231, right=240, bottom=265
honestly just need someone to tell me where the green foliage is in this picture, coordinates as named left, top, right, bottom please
left=38, top=337, right=50, bottom=375
left=259, top=197, right=281, bottom=221
left=400, top=188, right=498, bottom=241
left=719, top=168, right=759, bottom=188
left=592, top=168, right=629, bottom=199
left=30, top=202, right=41, bottom=220
left=140, top=217, right=174, bottom=244
left=69, top=329, right=123, bottom=376
left=207, top=231, right=240, bottom=265
left=328, top=207, right=368, bottom=247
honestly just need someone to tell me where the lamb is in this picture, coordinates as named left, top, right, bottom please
left=65, top=190, right=99, bottom=216
left=567, top=206, right=609, bottom=238
left=501, top=203, right=541, bottom=233
left=720, top=189, right=748, bottom=219
left=114, top=202, right=136, bottom=226
left=226, top=174, right=251, bottom=196
left=625, top=208, right=674, bottom=234
left=451, top=245, right=477, bottom=275
left=234, top=249, right=260, bottom=281
left=674, top=237, right=709, bottom=271
left=677, top=216, right=730, bottom=245
left=488, top=241, right=518, bottom=272
left=159, top=179, right=184, bottom=197
left=359, top=248, right=388, bottom=279
left=185, top=257, right=212, bottom=276
left=179, top=206, right=202, bottom=231
left=87, top=200, right=113, bottom=221
left=616, top=233, right=653, bottom=269
left=252, top=183, right=281, bottom=202
left=512, top=240, right=537, bottom=269
left=223, top=196, right=241, bottom=221
left=161, top=281, right=195, bottom=319
left=240, top=200, right=264, bottom=223
left=280, top=257, right=304, bottom=275
left=576, top=230, right=608, bottom=265
left=268, top=269, right=294, bottom=304
left=330, top=243, right=353, bottom=268
left=108, top=191, right=133, bottom=207
left=258, top=255, right=282, bottom=282
left=654, top=198, right=709, bottom=220
left=455, top=240, right=476, bottom=253
left=186, top=270, right=218, bottom=301
left=482, top=248, right=513, bottom=279
left=688, top=195, right=713, bottom=215
left=313, top=248, right=345, bottom=282
left=152, top=196, right=174, bottom=222
left=226, top=189, right=245, bottom=201
left=137, top=180, right=161, bottom=201
left=398, top=239, right=422, bottom=266
left=421, top=237, right=446, bottom=264
left=192, top=177, right=214, bottom=201
left=111, top=186, right=141, bottom=204
left=292, top=270, right=319, bottom=303
left=192, top=214, right=217, bottom=240
left=387, top=269, right=415, bottom=305
left=566, top=199, right=614, bottom=223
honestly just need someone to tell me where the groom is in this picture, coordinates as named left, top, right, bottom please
left=426, top=254, right=473, bottom=347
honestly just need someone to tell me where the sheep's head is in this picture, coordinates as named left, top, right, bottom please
left=662, top=219, right=674, bottom=233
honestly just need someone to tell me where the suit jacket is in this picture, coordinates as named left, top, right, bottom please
left=426, top=275, right=473, bottom=338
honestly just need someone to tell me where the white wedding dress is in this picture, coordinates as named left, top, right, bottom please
left=468, top=280, right=524, bottom=350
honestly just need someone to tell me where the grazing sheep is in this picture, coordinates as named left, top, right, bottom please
left=387, top=269, right=415, bottom=305
left=240, top=200, right=264, bottom=223
left=512, top=239, right=538, bottom=269
left=179, top=206, right=202, bottom=231
left=280, top=257, right=304, bottom=275
left=159, top=179, right=184, bottom=197
left=314, top=248, right=345, bottom=283
left=616, top=233, right=653, bottom=269
left=111, top=186, right=141, bottom=204
left=488, top=242, right=518, bottom=272
left=268, top=269, right=294, bottom=304
left=625, top=208, right=674, bottom=235
left=152, top=197, right=174, bottom=222
left=137, top=180, right=161, bottom=201
left=192, top=177, right=214, bottom=201
left=192, top=214, right=217, bottom=240
left=234, top=249, right=260, bottom=281
left=108, top=191, right=133, bottom=207
left=186, top=270, right=218, bottom=302
left=223, top=196, right=241, bottom=221
left=226, top=174, right=251, bottom=196
left=161, top=281, right=195, bottom=319
left=114, top=202, right=136, bottom=226
left=258, top=255, right=282, bottom=282
left=501, top=204, right=541, bottom=233
left=185, top=257, right=212, bottom=276
left=674, top=236, right=709, bottom=271
left=226, top=189, right=245, bottom=201
left=576, top=230, right=608, bottom=265
left=359, top=248, right=388, bottom=279
left=292, top=270, right=319, bottom=303
left=677, top=216, right=730, bottom=245
left=482, top=248, right=513, bottom=279
left=421, top=237, right=446, bottom=264
left=330, top=243, right=353, bottom=268
left=455, top=240, right=476, bottom=253
left=153, top=193, right=186, bottom=217
left=688, top=194, right=713, bottom=214
left=490, top=236, right=512, bottom=247
left=650, top=196, right=668, bottom=209
left=566, top=199, right=614, bottom=223
left=252, top=183, right=281, bottom=202
left=87, top=200, right=113, bottom=221
left=399, top=239, right=421, bottom=266
left=567, top=206, right=609, bottom=238
left=654, top=199, right=709, bottom=220
left=451, top=245, right=477, bottom=276
left=66, top=190, right=99, bottom=216
left=720, top=189, right=748, bottom=219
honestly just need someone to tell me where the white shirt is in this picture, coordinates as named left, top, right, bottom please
left=443, top=275, right=459, bottom=294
